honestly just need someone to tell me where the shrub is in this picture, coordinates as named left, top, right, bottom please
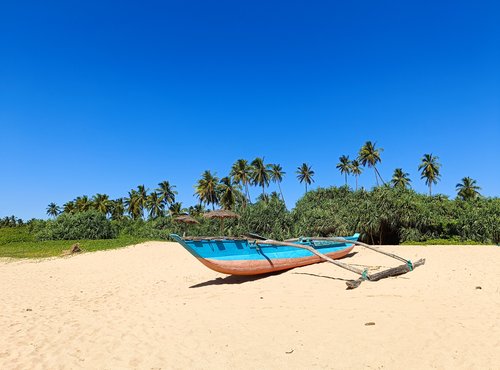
left=37, top=211, right=117, bottom=240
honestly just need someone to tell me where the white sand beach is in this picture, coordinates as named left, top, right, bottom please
left=1, top=242, right=499, bottom=369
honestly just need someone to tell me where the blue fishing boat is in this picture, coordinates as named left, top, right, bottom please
left=170, top=233, right=360, bottom=275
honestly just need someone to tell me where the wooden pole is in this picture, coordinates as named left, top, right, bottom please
left=286, top=237, right=408, bottom=264
left=258, top=239, right=366, bottom=276
left=258, top=238, right=426, bottom=289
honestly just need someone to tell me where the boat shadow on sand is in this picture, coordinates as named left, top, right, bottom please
left=189, top=270, right=288, bottom=288
left=189, top=252, right=358, bottom=288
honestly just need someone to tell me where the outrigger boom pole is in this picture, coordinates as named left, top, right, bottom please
left=256, top=237, right=425, bottom=289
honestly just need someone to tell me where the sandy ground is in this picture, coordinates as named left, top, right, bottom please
left=0, top=242, right=499, bottom=370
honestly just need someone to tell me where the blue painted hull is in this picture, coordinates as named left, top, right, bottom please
left=170, top=233, right=359, bottom=275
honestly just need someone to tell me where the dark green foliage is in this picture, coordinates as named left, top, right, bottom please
left=116, top=217, right=176, bottom=239
left=292, top=186, right=500, bottom=244
left=0, top=216, right=24, bottom=227
left=36, top=211, right=117, bottom=240
left=235, top=197, right=292, bottom=239
left=4, top=187, right=499, bottom=259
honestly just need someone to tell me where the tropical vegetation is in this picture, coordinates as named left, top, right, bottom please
left=1, top=144, right=498, bottom=259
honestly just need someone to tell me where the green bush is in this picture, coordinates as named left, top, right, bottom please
left=235, top=197, right=292, bottom=239
left=116, top=217, right=175, bottom=239
left=0, top=226, right=35, bottom=244
left=37, top=211, right=117, bottom=240
left=291, top=186, right=500, bottom=245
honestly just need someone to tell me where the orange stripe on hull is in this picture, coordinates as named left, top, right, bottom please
left=196, top=246, right=354, bottom=275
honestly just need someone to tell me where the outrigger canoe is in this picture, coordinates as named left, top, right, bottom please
left=170, top=233, right=359, bottom=275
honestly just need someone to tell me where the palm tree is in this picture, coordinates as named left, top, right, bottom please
left=92, top=193, right=111, bottom=215
left=358, top=141, right=384, bottom=186
left=218, top=177, right=243, bottom=210
left=456, top=177, right=481, bottom=201
left=124, top=190, right=142, bottom=219
left=136, top=185, right=148, bottom=219
left=256, top=193, right=270, bottom=203
left=195, top=170, right=220, bottom=209
left=350, top=160, right=363, bottom=191
left=250, top=157, right=271, bottom=196
left=296, top=163, right=315, bottom=193
left=110, top=198, right=125, bottom=220
left=169, top=202, right=185, bottom=217
left=147, top=192, right=164, bottom=219
left=75, top=196, right=92, bottom=212
left=418, top=153, right=441, bottom=196
left=230, top=159, right=252, bottom=202
left=63, top=201, right=75, bottom=214
left=269, top=163, right=286, bottom=205
left=336, top=155, right=351, bottom=186
left=156, top=181, right=177, bottom=209
left=188, top=204, right=205, bottom=216
left=46, top=203, right=60, bottom=218
left=391, top=168, right=411, bottom=188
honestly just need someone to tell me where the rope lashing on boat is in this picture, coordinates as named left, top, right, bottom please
left=361, top=269, right=369, bottom=280
left=406, top=260, right=414, bottom=271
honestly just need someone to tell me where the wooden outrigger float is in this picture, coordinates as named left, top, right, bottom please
left=170, top=233, right=425, bottom=289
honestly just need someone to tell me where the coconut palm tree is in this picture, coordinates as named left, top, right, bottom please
left=250, top=157, right=271, bottom=196
left=350, top=159, right=363, bottom=191
left=296, top=163, right=315, bottom=193
left=269, top=163, right=286, bottom=205
left=124, top=190, right=142, bottom=219
left=75, top=196, right=92, bottom=212
left=136, top=185, right=148, bottom=218
left=218, top=177, right=243, bottom=210
left=256, top=193, right=270, bottom=203
left=230, top=159, right=252, bottom=202
left=188, top=204, right=205, bottom=216
left=46, top=203, right=60, bottom=218
left=195, top=170, right=220, bottom=209
left=418, top=153, right=441, bottom=196
left=391, top=168, right=412, bottom=188
left=63, top=201, right=76, bottom=214
left=110, top=198, right=125, bottom=220
left=156, top=181, right=177, bottom=208
left=92, top=193, right=111, bottom=215
left=336, top=155, right=351, bottom=186
left=169, top=202, right=186, bottom=217
left=147, top=192, right=165, bottom=219
left=456, top=177, right=481, bottom=201
left=358, top=141, right=384, bottom=186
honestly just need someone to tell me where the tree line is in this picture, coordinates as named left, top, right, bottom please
left=43, top=140, right=483, bottom=220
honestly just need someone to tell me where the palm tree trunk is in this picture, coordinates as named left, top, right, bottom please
left=355, top=175, right=358, bottom=191
left=278, top=182, right=286, bottom=207
left=374, top=167, right=385, bottom=185
left=345, top=173, right=347, bottom=186
left=245, top=182, right=250, bottom=203
left=429, top=183, right=432, bottom=196
left=374, top=168, right=379, bottom=186
left=305, top=183, right=308, bottom=193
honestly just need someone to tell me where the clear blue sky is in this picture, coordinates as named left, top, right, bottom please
left=1, top=1, right=499, bottom=219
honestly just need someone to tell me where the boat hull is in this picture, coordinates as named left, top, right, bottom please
left=170, top=234, right=359, bottom=276
left=197, top=246, right=354, bottom=275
